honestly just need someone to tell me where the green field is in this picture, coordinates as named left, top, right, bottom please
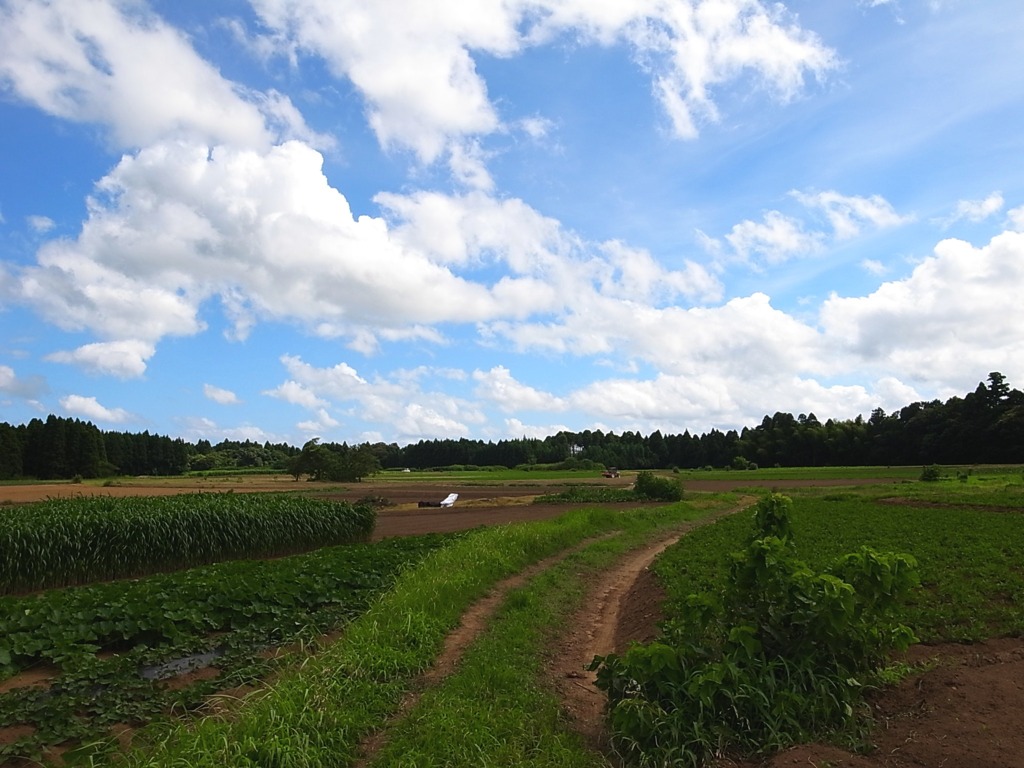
left=658, top=485, right=1024, bottom=627
left=375, top=466, right=623, bottom=483
left=1, top=467, right=1022, bottom=766
left=0, top=494, right=375, bottom=593
left=623, top=475, right=1024, bottom=764
left=6, top=461, right=1021, bottom=491
left=0, top=533, right=458, bottom=763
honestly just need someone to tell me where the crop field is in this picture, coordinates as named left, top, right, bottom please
left=0, top=467, right=1021, bottom=766
left=654, top=490, right=1024, bottom=642
left=0, top=531, right=458, bottom=763
left=0, top=494, right=375, bottom=593
left=642, top=475, right=1024, bottom=766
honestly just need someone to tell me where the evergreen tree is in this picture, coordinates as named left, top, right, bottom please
left=0, top=423, right=22, bottom=480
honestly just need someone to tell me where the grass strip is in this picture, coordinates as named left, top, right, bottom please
left=110, top=497, right=736, bottom=767
left=364, top=503, right=724, bottom=767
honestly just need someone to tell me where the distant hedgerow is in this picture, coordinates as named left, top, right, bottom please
left=533, top=472, right=683, bottom=505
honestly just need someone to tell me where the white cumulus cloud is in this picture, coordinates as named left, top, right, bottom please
left=60, top=393, right=132, bottom=423
left=723, top=211, right=824, bottom=266
left=248, top=0, right=836, bottom=167
left=46, top=340, right=155, bottom=378
left=264, top=354, right=489, bottom=442
left=820, top=230, right=1024, bottom=386
left=13, top=142, right=525, bottom=357
left=503, top=417, right=573, bottom=439
left=203, top=384, right=241, bottom=405
left=0, top=0, right=323, bottom=150
left=473, top=366, right=566, bottom=413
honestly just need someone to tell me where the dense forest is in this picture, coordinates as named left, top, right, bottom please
left=1, top=373, right=1021, bottom=481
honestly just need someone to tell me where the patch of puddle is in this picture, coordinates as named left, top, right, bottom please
left=139, top=648, right=225, bottom=681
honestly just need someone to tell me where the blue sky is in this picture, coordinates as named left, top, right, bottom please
left=1, top=0, right=1023, bottom=447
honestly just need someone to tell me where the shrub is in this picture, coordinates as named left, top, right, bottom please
left=557, top=457, right=601, bottom=471
left=591, top=493, right=919, bottom=766
left=919, top=464, right=942, bottom=482
left=633, top=471, right=683, bottom=502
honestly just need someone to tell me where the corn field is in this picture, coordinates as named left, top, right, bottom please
left=0, top=493, right=375, bottom=594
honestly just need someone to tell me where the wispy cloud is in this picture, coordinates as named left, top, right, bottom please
left=203, top=384, right=241, bottom=405
left=1008, top=205, right=1024, bottom=231
left=939, top=192, right=1005, bottom=227
left=792, top=190, right=913, bottom=239
left=861, top=259, right=888, bottom=276
left=26, top=215, right=55, bottom=233
left=0, top=365, right=47, bottom=399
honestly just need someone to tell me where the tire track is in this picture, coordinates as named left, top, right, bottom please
left=352, top=532, right=620, bottom=767
left=546, top=498, right=756, bottom=756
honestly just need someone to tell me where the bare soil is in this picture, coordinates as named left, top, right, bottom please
left=3, top=474, right=1019, bottom=767
left=604, top=595, right=1024, bottom=768
left=703, top=636, right=1024, bottom=768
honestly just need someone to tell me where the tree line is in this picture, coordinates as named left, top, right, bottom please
left=1, top=373, right=1021, bottom=482
left=0, top=417, right=299, bottom=481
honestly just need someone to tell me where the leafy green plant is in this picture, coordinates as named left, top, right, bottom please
left=919, top=464, right=942, bottom=482
left=591, top=493, right=919, bottom=766
left=633, top=471, right=683, bottom=501
left=533, top=486, right=638, bottom=504
left=0, top=533, right=456, bottom=761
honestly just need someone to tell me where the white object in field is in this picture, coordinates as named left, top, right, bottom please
left=440, top=493, right=458, bottom=507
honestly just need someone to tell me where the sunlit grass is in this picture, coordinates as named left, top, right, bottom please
left=111, top=497, right=738, bottom=767
left=68, top=469, right=1024, bottom=767
left=367, top=501, right=736, bottom=767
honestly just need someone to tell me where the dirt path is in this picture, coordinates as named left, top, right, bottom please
left=352, top=533, right=620, bottom=767
left=353, top=500, right=751, bottom=766
left=547, top=499, right=756, bottom=757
